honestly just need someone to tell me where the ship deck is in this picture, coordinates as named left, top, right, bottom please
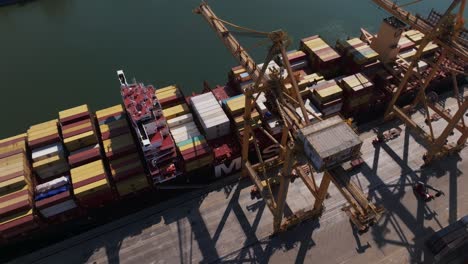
left=9, top=92, right=468, bottom=263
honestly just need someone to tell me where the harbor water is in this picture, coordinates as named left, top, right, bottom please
left=0, top=0, right=456, bottom=138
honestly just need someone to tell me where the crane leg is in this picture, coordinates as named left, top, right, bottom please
left=313, top=172, right=331, bottom=212
left=273, top=142, right=294, bottom=232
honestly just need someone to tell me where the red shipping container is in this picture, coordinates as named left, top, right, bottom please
left=0, top=215, right=37, bottom=238
left=68, top=145, right=101, bottom=168
left=60, top=112, right=90, bottom=126
left=72, top=174, right=107, bottom=189
left=76, top=188, right=114, bottom=208
left=28, top=134, right=60, bottom=149
left=35, top=190, right=73, bottom=210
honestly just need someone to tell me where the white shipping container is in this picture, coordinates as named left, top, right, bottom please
left=171, top=122, right=201, bottom=143
left=194, top=104, right=221, bottom=116
left=195, top=111, right=230, bottom=140
left=190, top=92, right=217, bottom=103
left=40, top=199, right=77, bottom=218
left=32, top=143, right=64, bottom=162
left=167, top=113, right=193, bottom=128
left=171, top=122, right=198, bottom=135
left=322, top=103, right=343, bottom=116
left=36, top=176, right=70, bottom=194
left=192, top=97, right=219, bottom=107
left=197, top=109, right=225, bottom=122
left=203, top=115, right=230, bottom=128
left=173, top=130, right=202, bottom=143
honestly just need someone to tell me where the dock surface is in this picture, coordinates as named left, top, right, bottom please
left=10, top=94, right=468, bottom=263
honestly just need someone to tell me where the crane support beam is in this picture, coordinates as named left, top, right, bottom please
left=428, top=104, right=466, bottom=132
left=372, top=0, right=468, bottom=61
left=393, top=106, right=432, bottom=145
left=431, top=98, right=468, bottom=151
left=273, top=143, right=294, bottom=232
left=195, top=3, right=262, bottom=80
left=312, top=172, right=332, bottom=212
left=245, top=161, right=277, bottom=212
left=297, top=166, right=318, bottom=198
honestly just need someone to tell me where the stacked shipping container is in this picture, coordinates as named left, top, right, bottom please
left=309, top=80, right=344, bottom=116
left=28, top=119, right=77, bottom=221
left=300, top=35, right=341, bottom=77
left=0, top=135, right=37, bottom=240
left=338, top=73, right=374, bottom=114
left=70, top=160, right=113, bottom=208
left=336, top=38, right=379, bottom=73
left=159, top=86, right=213, bottom=173
left=96, top=105, right=149, bottom=197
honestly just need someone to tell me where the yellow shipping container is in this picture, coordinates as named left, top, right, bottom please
left=95, top=104, right=124, bottom=119
left=71, top=160, right=105, bottom=181
left=163, top=104, right=189, bottom=120
left=27, top=126, right=59, bottom=141
left=177, top=139, right=205, bottom=152
left=155, top=85, right=178, bottom=95
left=102, top=133, right=134, bottom=154
left=116, top=173, right=149, bottom=196
left=0, top=188, right=29, bottom=209
left=32, top=154, right=66, bottom=171
left=63, top=131, right=97, bottom=152
left=0, top=134, right=26, bottom=144
left=59, top=104, right=89, bottom=120
left=0, top=141, right=26, bottom=156
left=315, top=85, right=343, bottom=102
left=0, top=176, right=27, bottom=195
left=74, top=178, right=109, bottom=197
left=156, top=89, right=180, bottom=99
left=99, top=119, right=128, bottom=134
left=0, top=209, right=33, bottom=226
left=62, top=120, right=93, bottom=136
left=185, top=155, right=213, bottom=172
left=28, top=120, right=58, bottom=132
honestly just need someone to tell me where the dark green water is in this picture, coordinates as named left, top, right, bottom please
left=0, top=0, right=454, bottom=137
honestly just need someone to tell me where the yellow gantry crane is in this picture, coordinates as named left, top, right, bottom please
left=372, top=0, right=468, bottom=163
left=195, top=2, right=383, bottom=233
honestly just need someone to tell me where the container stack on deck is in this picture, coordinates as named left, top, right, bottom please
left=28, top=119, right=76, bottom=222
left=160, top=86, right=213, bottom=173
left=338, top=73, right=374, bottom=115
left=229, top=66, right=254, bottom=92
left=59, top=105, right=111, bottom=209
left=0, top=135, right=37, bottom=241
left=191, top=92, right=240, bottom=178
left=301, top=35, right=341, bottom=77
left=96, top=105, right=149, bottom=197
left=69, top=160, right=113, bottom=208
left=336, top=38, right=380, bottom=73
left=309, top=79, right=344, bottom=116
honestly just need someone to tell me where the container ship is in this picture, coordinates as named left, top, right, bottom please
left=0, top=17, right=465, bottom=248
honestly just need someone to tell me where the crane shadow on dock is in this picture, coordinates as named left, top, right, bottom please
left=357, top=122, right=464, bottom=263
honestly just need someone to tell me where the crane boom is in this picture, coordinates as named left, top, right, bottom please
left=195, top=3, right=263, bottom=83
